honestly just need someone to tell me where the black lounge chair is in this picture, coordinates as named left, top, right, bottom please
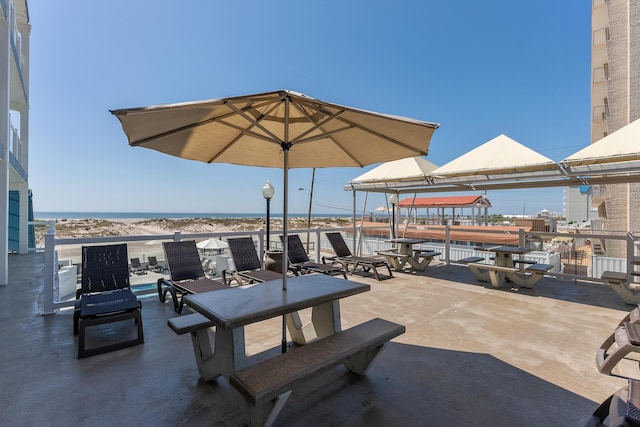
left=74, top=244, right=144, bottom=358
left=158, top=240, right=228, bottom=313
left=325, top=232, right=393, bottom=281
left=147, top=256, right=164, bottom=272
left=280, top=234, right=347, bottom=279
left=129, top=257, right=147, bottom=275
left=224, top=237, right=283, bottom=285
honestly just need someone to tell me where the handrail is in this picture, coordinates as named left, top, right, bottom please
left=41, top=223, right=638, bottom=315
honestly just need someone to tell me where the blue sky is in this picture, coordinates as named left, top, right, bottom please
left=27, top=0, right=592, bottom=216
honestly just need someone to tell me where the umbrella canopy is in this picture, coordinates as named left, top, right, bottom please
left=111, top=90, right=439, bottom=284
left=111, top=90, right=439, bottom=352
left=196, top=238, right=229, bottom=250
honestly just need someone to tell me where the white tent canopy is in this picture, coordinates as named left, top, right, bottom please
left=562, top=118, right=640, bottom=175
left=431, top=134, right=557, bottom=177
left=351, top=156, right=438, bottom=184
left=345, top=126, right=640, bottom=194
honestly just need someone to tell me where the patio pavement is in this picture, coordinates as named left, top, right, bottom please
left=0, top=252, right=633, bottom=426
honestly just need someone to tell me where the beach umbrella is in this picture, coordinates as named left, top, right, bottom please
left=196, top=238, right=229, bottom=254
left=111, top=89, right=439, bottom=351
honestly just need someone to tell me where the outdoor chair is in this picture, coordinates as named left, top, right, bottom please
left=147, top=256, right=164, bottom=272
left=280, top=234, right=347, bottom=279
left=73, top=244, right=144, bottom=359
left=129, top=257, right=147, bottom=275
left=223, top=237, right=284, bottom=286
left=325, top=232, right=393, bottom=281
left=159, top=240, right=228, bottom=313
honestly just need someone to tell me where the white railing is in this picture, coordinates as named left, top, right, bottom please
left=42, top=224, right=639, bottom=315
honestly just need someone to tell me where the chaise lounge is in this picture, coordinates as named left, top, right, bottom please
left=158, top=240, right=228, bottom=313
left=280, top=234, right=347, bottom=279
left=325, top=232, right=392, bottom=281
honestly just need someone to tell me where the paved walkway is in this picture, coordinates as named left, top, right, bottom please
left=0, top=252, right=632, bottom=426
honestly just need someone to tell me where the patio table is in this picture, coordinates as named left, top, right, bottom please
left=182, top=274, right=370, bottom=380
left=382, top=237, right=438, bottom=271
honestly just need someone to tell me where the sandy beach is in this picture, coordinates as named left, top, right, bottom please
left=40, top=217, right=350, bottom=266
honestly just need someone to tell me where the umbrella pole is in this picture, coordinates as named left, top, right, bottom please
left=281, top=99, right=290, bottom=354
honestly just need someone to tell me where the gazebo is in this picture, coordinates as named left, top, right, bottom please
left=397, top=195, right=492, bottom=226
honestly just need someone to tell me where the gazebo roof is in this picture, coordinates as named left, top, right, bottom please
left=398, top=195, right=491, bottom=208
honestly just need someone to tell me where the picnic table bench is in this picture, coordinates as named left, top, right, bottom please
left=466, top=262, right=554, bottom=289
left=229, top=318, right=405, bottom=427
left=602, top=271, right=640, bottom=305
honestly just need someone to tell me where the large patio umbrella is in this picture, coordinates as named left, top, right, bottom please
left=196, top=237, right=229, bottom=255
left=111, top=90, right=439, bottom=350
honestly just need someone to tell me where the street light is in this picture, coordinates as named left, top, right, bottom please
left=298, top=168, right=315, bottom=252
left=262, top=180, right=275, bottom=250
left=389, top=193, right=399, bottom=239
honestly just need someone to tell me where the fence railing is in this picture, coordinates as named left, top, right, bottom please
left=42, top=224, right=639, bottom=315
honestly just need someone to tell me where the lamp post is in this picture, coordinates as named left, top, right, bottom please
left=262, top=180, right=275, bottom=251
left=389, top=193, right=398, bottom=239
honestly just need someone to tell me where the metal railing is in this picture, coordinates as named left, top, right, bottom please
left=42, top=223, right=640, bottom=315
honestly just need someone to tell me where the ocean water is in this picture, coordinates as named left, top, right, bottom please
left=34, top=212, right=352, bottom=221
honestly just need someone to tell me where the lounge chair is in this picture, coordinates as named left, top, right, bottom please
left=325, top=232, right=393, bottom=281
left=74, top=244, right=144, bottom=358
left=129, top=257, right=147, bottom=275
left=158, top=240, right=228, bottom=313
left=147, top=256, right=164, bottom=272
left=223, top=237, right=284, bottom=285
left=280, top=234, right=347, bottom=279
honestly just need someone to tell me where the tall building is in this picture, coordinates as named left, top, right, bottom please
left=0, top=0, right=30, bottom=285
left=591, top=0, right=640, bottom=254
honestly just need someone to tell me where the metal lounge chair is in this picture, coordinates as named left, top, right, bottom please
left=158, top=240, right=228, bottom=313
left=74, top=244, right=144, bottom=358
left=280, top=234, right=347, bottom=279
left=223, top=237, right=283, bottom=285
left=325, top=232, right=393, bottom=281
left=129, top=257, right=148, bottom=275
left=147, top=256, right=164, bottom=272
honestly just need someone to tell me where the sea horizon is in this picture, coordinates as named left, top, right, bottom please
left=34, top=212, right=354, bottom=221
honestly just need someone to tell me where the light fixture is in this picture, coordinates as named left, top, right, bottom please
left=262, top=180, right=275, bottom=250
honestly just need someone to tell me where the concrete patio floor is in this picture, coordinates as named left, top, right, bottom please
left=0, top=252, right=633, bottom=426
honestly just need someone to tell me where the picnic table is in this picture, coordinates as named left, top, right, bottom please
left=169, top=274, right=404, bottom=426
left=174, top=274, right=368, bottom=379
left=468, top=245, right=553, bottom=288
left=378, top=237, right=440, bottom=271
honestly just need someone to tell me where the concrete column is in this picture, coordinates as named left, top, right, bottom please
left=0, top=14, right=11, bottom=285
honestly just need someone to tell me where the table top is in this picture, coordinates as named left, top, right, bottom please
left=475, top=245, right=529, bottom=255
left=184, top=275, right=370, bottom=330
left=386, top=238, right=429, bottom=245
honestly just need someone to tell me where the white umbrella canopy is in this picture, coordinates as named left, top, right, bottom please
left=196, top=238, right=229, bottom=251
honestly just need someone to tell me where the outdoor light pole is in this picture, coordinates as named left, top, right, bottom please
left=298, top=168, right=315, bottom=252
left=262, top=180, right=275, bottom=252
left=389, top=194, right=398, bottom=239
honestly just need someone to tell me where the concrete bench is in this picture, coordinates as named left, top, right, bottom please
left=457, top=256, right=485, bottom=264
left=602, top=271, right=640, bottom=305
left=167, top=313, right=215, bottom=335
left=376, top=250, right=410, bottom=259
left=513, top=259, right=537, bottom=266
left=416, top=250, right=441, bottom=259
left=168, top=313, right=218, bottom=380
left=229, top=318, right=405, bottom=427
left=467, top=263, right=518, bottom=288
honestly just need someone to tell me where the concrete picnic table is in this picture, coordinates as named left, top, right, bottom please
left=181, top=274, right=370, bottom=380
left=379, top=237, right=440, bottom=272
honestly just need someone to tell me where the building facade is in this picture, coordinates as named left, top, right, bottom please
left=591, top=0, right=640, bottom=254
left=0, top=0, right=30, bottom=285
